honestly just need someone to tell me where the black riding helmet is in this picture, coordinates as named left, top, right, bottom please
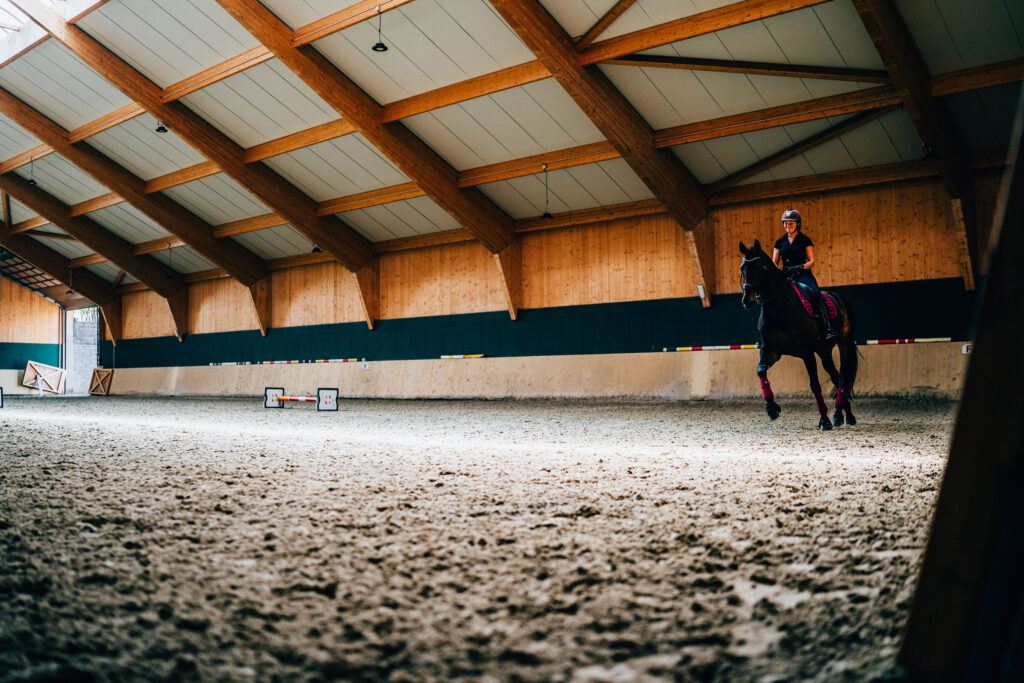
left=781, top=208, right=802, bottom=229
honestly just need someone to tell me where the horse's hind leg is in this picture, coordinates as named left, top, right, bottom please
left=757, top=350, right=781, bottom=420
left=803, top=355, right=832, bottom=431
left=817, top=349, right=845, bottom=426
left=837, top=341, right=857, bottom=426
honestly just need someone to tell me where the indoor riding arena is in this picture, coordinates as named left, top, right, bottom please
left=1, top=1, right=1021, bottom=682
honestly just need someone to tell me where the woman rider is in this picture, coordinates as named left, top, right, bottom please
left=772, top=209, right=837, bottom=341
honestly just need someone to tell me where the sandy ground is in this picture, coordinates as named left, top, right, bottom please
left=0, top=396, right=954, bottom=682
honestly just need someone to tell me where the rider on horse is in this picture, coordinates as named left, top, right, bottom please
left=772, top=209, right=838, bottom=342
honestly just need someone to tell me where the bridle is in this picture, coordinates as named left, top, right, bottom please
left=740, top=253, right=777, bottom=303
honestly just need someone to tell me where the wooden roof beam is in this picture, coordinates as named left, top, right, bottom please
left=0, top=84, right=267, bottom=286
left=12, top=0, right=373, bottom=275
left=215, top=0, right=516, bottom=255
left=0, top=172, right=185, bottom=298
left=490, top=0, right=714, bottom=306
left=603, top=54, right=890, bottom=83
left=0, top=223, right=116, bottom=307
left=851, top=0, right=978, bottom=286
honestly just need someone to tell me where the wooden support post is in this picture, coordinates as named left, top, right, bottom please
left=99, top=297, right=122, bottom=347
left=352, top=260, right=379, bottom=330
left=494, top=240, right=522, bottom=321
left=950, top=196, right=976, bottom=291
left=166, top=288, right=189, bottom=342
left=898, top=91, right=1024, bottom=681
left=247, top=276, right=272, bottom=336
left=688, top=219, right=715, bottom=308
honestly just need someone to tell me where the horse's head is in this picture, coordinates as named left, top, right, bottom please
left=739, top=240, right=778, bottom=309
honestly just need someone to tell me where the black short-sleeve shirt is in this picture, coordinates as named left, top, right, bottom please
left=774, top=233, right=813, bottom=269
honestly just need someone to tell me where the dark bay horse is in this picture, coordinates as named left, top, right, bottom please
left=739, top=240, right=858, bottom=430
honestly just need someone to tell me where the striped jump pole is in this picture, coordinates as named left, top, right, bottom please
left=663, top=344, right=757, bottom=352
left=441, top=354, right=484, bottom=359
left=866, top=337, right=952, bottom=345
left=264, top=387, right=338, bottom=411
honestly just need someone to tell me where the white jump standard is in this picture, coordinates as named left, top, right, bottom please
left=264, top=387, right=339, bottom=411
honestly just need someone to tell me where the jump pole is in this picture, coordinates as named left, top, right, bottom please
left=264, top=387, right=339, bottom=411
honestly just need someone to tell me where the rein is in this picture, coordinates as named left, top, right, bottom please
left=740, top=254, right=782, bottom=304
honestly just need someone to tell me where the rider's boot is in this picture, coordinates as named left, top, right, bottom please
left=818, top=296, right=838, bottom=342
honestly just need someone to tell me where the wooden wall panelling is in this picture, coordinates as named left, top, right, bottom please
left=270, top=262, right=366, bottom=329
left=189, top=278, right=260, bottom=336
left=0, top=276, right=59, bottom=343
left=379, top=242, right=505, bottom=320
left=520, top=214, right=694, bottom=309
left=120, top=290, right=175, bottom=339
left=709, top=178, right=964, bottom=295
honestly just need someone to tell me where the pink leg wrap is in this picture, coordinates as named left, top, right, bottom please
left=835, top=386, right=849, bottom=409
left=814, top=392, right=827, bottom=416
left=760, top=377, right=774, bottom=401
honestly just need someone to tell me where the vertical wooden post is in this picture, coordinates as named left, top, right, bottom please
left=494, top=239, right=522, bottom=320
left=688, top=218, right=714, bottom=308
left=247, top=275, right=272, bottom=336
left=99, top=297, right=122, bottom=347
left=166, top=288, right=189, bottom=342
left=352, top=260, right=379, bottom=330
left=899, top=92, right=1024, bottom=681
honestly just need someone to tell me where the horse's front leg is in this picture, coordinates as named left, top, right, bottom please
left=803, top=355, right=832, bottom=431
left=757, top=349, right=781, bottom=420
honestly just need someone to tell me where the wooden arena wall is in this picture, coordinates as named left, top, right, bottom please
left=0, top=275, right=60, bottom=393
left=96, top=173, right=997, bottom=398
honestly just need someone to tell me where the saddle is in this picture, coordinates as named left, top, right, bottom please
left=790, top=281, right=838, bottom=320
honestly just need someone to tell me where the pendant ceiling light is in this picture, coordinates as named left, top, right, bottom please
left=541, top=163, right=552, bottom=219
left=371, top=5, right=388, bottom=52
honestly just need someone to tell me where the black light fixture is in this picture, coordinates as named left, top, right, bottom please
left=27, top=155, right=37, bottom=186
left=541, top=163, right=552, bottom=219
left=165, top=242, right=174, bottom=279
left=155, top=121, right=168, bottom=133
left=311, top=244, right=322, bottom=253
left=66, top=267, right=73, bottom=295
left=371, top=5, right=388, bottom=52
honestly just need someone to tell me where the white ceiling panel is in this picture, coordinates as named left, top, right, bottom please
left=539, top=0, right=734, bottom=40
left=179, top=59, right=340, bottom=148
left=76, top=0, right=262, bottom=88
left=86, top=203, right=172, bottom=245
left=84, top=113, right=211, bottom=181
left=262, top=133, right=409, bottom=202
left=84, top=260, right=127, bottom=284
left=478, top=159, right=654, bottom=219
left=230, top=225, right=313, bottom=260
left=0, top=115, right=40, bottom=161
left=944, top=82, right=1024, bottom=151
left=674, top=108, right=923, bottom=186
left=29, top=234, right=93, bottom=260
left=898, top=0, right=1024, bottom=75
left=8, top=198, right=39, bottom=225
left=149, top=245, right=216, bottom=274
left=403, top=79, right=603, bottom=170
left=161, top=173, right=268, bottom=225
left=340, top=196, right=462, bottom=242
left=601, top=63, right=871, bottom=130
left=0, top=40, right=134, bottom=130
left=309, top=0, right=535, bottom=105
left=11, top=154, right=110, bottom=205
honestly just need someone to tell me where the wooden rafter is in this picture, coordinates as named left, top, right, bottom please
left=0, top=172, right=186, bottom=298
left=290, top=0, right=418, bottom=46
left=0, top=83, right=268, bottom=286
left=706, top=107, right=895, bottom=194
left=490, top=0, right=714, bottom=306
left=576, top=0, right=637, bottom=50
left=851, top=0, right=977, bottom=288
left=0, top=225, right=116, bottom=306
left=12, top=0, right=374, bottom=276
left=579, top=0, right=830, bottom=65
left=215, top=0, right=517, bottom=255
left=603, top=54, right=890, bottom=83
